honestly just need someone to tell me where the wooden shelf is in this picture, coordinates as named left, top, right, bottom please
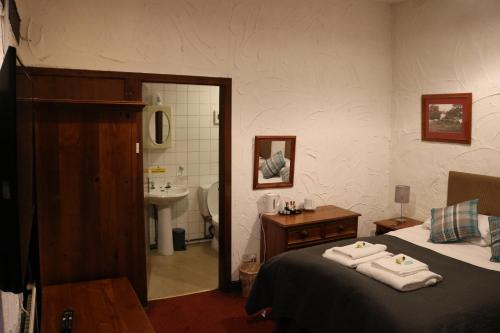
left=19, top=97, right=145, bottom=108
left=41, top=278, right=155, bottom=333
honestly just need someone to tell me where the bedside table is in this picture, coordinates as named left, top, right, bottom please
left=374, top=217, right=423, bottom=235
left=260, top=205, right=360, bottom=261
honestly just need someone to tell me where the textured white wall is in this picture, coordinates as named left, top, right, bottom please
left=1, top=0, right=6, bottom=61
left=16, top=0, right=394, bottom=279
left=0, top=293, right=21, bottom=333
left=390, top=0, right=500, bottom=220
left=1, top=0, right=18, bottom=57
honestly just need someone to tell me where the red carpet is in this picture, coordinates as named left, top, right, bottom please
left=146, top=290, right=276, bottom=333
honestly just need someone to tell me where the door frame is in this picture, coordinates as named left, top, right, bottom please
left=131, top=73, right=232, bottom=292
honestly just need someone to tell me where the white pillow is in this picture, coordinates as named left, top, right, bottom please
left=423, top=214, right=491, bottom=246
left=481, top=214, right=493, bottom=244
left=466, top=237, right=488, bottom=247
left=422, top=217, right=431, bottom=230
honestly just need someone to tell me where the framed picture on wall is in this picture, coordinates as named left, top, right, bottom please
left=253, top=136, right=296, bottom=189
left=421, top=93, right=472, bottom=144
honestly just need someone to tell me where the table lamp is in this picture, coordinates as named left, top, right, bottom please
left=395, top=185, right=410, bottom=223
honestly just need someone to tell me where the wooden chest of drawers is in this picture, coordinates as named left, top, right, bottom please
left=260, top=205, right=360, bottom=261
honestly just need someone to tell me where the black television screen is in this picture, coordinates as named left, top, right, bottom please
left=0, top=47, right=35, bottom=293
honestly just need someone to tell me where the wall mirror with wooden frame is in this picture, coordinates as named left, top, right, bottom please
left=253, top=136, right=296, bottom=189
left=144, top=105, right=172, bottom=149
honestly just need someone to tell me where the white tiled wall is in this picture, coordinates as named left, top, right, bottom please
left=142, top=83, right=220, bottom=241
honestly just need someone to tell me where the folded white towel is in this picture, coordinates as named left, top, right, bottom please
left=331, top=241, right=387, bottom=259
left=322, top=249, right=393, bottom=268
left=356, top=263, right=443, bottom=292
left=372, top=254, right=429, bottom=277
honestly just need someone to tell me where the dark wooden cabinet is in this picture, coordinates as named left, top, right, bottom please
left=34, top=99, right=147, bottom=302
left=19, top=66, right=233, bottom=304
left=16, top=67, right=150, bottom=303
left=41, top=278, right=155, bottom=333
left=260, top=205, right=360, bottom=261
left=374, top=217, right=423, bottom=235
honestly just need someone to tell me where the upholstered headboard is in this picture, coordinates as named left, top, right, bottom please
left=447, top=171, right=500, bottom=216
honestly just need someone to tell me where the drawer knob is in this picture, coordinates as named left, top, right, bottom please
left=299, top=230, right=309, bottom=238
left=338, top=224, right=344, bottom=231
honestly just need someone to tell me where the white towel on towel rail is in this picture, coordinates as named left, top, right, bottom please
left=331, top=241, right=387, bottom=259
left=322, top=249, right=393, bottom=268
left=356, top=262, right=442, bottom=292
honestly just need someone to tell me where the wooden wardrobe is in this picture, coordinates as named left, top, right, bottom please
left=22, top=69, right=148, bottom=303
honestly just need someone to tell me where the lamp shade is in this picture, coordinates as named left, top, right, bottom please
left=395, top=185, right=410, bottom=204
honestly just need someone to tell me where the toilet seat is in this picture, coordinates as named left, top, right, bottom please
left=207, top=182, right=219, bottom=218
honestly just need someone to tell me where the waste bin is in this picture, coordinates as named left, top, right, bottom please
left=172, top=228, right=186, bottom=251
left=239, top=262, right=261, bottom=297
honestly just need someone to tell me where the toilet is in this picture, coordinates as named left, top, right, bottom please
left=198, top=182, right=219, bottom=251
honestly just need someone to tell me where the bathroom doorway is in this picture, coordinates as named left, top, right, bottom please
left=141, top=79, right=229, bottom=300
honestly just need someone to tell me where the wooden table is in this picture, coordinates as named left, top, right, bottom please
left=374, top=217, right=423, bottom=235
left=41, top=278, right=155, bottom=333
left=260, top=205, right=360, bottom=261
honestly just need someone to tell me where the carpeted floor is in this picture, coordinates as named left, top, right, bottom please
left=146, top=290, right=276, bottom=333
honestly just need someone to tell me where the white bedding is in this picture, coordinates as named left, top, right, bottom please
left=258, top=172, right=282, bottom=183
left=388, top=225, right=500, bottom=272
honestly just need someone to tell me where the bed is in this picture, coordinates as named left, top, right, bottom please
left=246, top=171, right=500, bottom=333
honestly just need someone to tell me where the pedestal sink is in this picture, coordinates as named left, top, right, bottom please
left=146, top=185, right=189, bottom=255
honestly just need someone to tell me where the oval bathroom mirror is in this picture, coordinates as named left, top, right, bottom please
left=144, top=105, right=173, bottom=149
left=149, top=110, right=170, bottom=144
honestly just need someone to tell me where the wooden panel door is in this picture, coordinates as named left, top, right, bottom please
left=35, top=101, right=146, bottom=302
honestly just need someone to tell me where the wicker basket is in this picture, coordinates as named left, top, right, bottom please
left=239, top=262, right=261, bottom=297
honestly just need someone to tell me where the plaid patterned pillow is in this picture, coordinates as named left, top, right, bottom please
left=280, top=166, right=289, bottom=182
left=430, top=199, right=480, bottom=243
left=260, top=151, right=286, bottom=179
left=489, top=216, right=500, bottom=262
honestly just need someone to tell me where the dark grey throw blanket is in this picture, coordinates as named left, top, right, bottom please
left=246, top=235, right=500, bottom=333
